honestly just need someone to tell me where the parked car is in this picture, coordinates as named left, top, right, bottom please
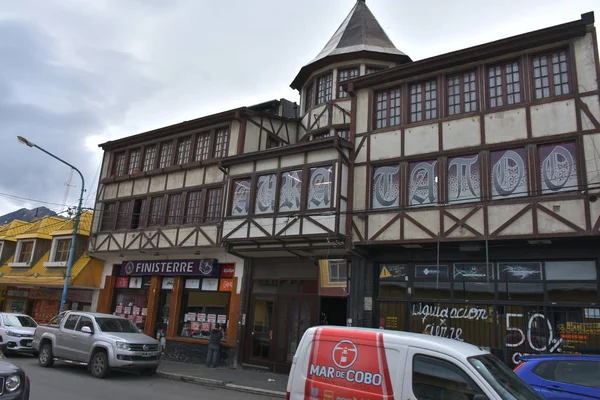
left=0, top=313, right=38, bottom=356
left=288, top=326, right=541, bottom=400
left=32, top=311, right=161, bottom=378
left=514, top=354, right=600, bottom=399
left=0, top=343, right=31, bottom=399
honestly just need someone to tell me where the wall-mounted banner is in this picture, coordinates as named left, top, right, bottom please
left=453, top=263, right=494, bottom=281
left=415, top=265, right=449, bottom=280
left=120, top=259, right=219, bottom=277
left=498, top=262, right=543, bottom=281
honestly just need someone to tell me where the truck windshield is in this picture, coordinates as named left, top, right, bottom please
left=3, top=315, right=38, bottom=328
left=468, top=355, right=542, bottom=400
left=95, top=318, right=140, bottom=333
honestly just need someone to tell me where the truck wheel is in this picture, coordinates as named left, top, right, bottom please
left=90, top=351, right=110, bottom=379
left=38, top=344, right=55, bottom=368
left=140, top=367, right=158, bottom=376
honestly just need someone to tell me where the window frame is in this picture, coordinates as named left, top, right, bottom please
left=142, top=145, right=158, bottom=172
left=111, top=152, right=127, bottom=177
left=487, top=60, right=523, bottom=109
left=447, top=70, right=478, bottom=116
left=100, top=202, right=118, bottom=231
left=304, top=82, right=315, bottom=113
left=50, top=236, right=72, bottom=263
left=337, top=67, right=360, bottom=98
left=204, top=187, right=223, bottom=222
left=166, top=193, right=184, bottom=226
left=552, top=360, right=600, bottom=389
left=531, top=49, right=571, bottom=100
left=409, top=78, right=438, bottom=123
left=316, top=72, right=334, bottom=104
left=115, top=200, right=132, bottom=230
left=374, top=87, right=402, bottom=130
left=176, top=136, right=193, bottom=165
left=158, top=140, right=175, bottom=169
left=15, top=239, right=36, bottom=263
left=127, top=148, right=142, bottom=174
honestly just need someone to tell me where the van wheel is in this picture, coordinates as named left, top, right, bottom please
left=140, top=367, right=157, bottom=376
left=90, top=351, right=110, bottom=379
left=38, top=344, right=54, bottom=368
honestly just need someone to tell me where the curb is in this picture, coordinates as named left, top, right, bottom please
left=157, top=371, right=286, bottom=398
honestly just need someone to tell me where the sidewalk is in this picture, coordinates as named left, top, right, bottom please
left=157, top=359, right=288, bottom=398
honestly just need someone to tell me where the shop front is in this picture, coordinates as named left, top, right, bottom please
left=2, top=287, right=95, bottom=322
left=373, top=242, right=600, bottom=367
left=98, top=258, right=241, bottom=365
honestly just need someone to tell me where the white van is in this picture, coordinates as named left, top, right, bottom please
left=287, top=326, right=541, bottom=400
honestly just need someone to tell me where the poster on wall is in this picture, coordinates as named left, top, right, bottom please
left=539, top=142, right=578, bottom=194
left=124, top=307, right=132, bottom=315
left=115, top=305, right=123, bottom=314
left=185, top=279, right=201, bottom=289
left=198, top=313, right=206, bottom=322
left=207, top=314, right=217, bottom=323
left=409, top=160, right=438, bottom=206
left=129, top=277, right=143, bottom=289
left=132, top=306, right=140, bottom=315
left=116, top=277, right=129, bottom=288
left=498, top=262, right=542, bottom=281
left=491, top=148, right=528, bottom=199
left=162, top=277, right=175, bottom=290
left=202, top=278, right=219, bottom=291
left=415, top=265, right=449, bottom=279
left=453, top=263, right=494, bottom=281
left=372, top=165, right=400, bottom=209
left=217, top=315, right=227, bottom=324
left=447, top=154, right=481, bottom=203
left=141, top=308, right=147, bottom=316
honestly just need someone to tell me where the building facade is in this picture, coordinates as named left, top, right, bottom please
left=0, top=212, right=103, bottom=323
left=90, top=0, right=600, bottom=371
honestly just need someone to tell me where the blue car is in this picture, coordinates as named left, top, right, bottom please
left=513, top=354, right=600, bottom=399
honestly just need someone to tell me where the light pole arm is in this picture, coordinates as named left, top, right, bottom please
left=32, top=143, right=85, bottom=313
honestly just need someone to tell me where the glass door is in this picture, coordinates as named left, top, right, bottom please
left=247, top=296, right=275, bottom=364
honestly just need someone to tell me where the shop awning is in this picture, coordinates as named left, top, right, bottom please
left=0, top=251, right=104, bottom=288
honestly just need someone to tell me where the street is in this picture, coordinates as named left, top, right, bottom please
left=6, top=355, right=277, bottom=400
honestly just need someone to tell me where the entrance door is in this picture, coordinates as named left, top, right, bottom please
left=247, top=296, right=275, bottom=366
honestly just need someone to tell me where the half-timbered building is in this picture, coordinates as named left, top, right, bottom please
left=343, top=11, right=600, bottom=366
left=90, top=0, right=600, bottom=371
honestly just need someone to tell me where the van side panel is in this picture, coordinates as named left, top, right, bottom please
left=288, top=328, right=316, bottom=399
left=302, top=327, right=397, bottom=400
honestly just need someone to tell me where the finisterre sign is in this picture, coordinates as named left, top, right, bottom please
left=120, top=259, right=218, bottom=277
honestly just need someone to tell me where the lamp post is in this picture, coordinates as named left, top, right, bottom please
left=17, top=136, right=85, bottom=313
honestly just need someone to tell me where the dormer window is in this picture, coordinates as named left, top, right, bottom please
left=17, top=241, right=34, bottom=263
left=53, top=238, right=72, bottom=262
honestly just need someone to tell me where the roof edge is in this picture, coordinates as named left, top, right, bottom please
left=346, top=12, right=593, bottom=91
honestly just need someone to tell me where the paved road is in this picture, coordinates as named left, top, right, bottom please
left=7, top=355, right=276, bottom=400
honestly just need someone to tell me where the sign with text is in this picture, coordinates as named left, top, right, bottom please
left=220, top=264, right=235, bottom=278
left=415, top=265, right=449, bottom=280
left=120, top=259, right=218, bottom=277
left=379, top=264, right=407, bottom=280
left=219, top=278, right=234, bottom=292
left=453, top=263, right=494, bottom=281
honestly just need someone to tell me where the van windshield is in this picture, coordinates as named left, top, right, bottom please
left=468, top=355, right=542, bottom=400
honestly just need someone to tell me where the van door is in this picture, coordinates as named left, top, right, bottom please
left=403, top=348, right=495, bottom=400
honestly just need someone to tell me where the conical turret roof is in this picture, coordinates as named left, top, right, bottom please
left=291, top=0, right=411, bottom=90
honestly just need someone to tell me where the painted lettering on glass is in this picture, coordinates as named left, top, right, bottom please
left=372, top=165, right=400, bottom=209
left=255, top=174, right=277, bottom=214
left=505, top=313, right=563, bottom=365
left=491, top=149, right=528, bottom=198
left=231, top=179, right=251, bottom=216
left=412, top=303, right=489, bottom=342
left=409, top=161, right=438, bottom=206
left=540, top=143, right=577, bottom=194
left=447, top=155, right=481, bottom=203
left=279, top=170, right=302, bottom=212
left=308, top=166, right=332, bottom=210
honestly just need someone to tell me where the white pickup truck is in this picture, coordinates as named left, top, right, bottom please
left=32, top=311, right=162, bottom=378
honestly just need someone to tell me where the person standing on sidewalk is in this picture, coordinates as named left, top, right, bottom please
left=206, top=323, right=222, bottom=368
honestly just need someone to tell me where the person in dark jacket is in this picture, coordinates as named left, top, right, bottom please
left=206, top=323, right=222, bottom=368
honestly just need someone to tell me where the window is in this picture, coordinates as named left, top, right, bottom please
left=127, top=148, right=141, bottom=174
left=115, top=201, right=132, bottom=230
left=366, top=66, right=385, bottom=75
left=204, top=188, right=222, bottom=222
left=267, top=138, right=280, bottom=149
left=178, top=290, right=230, bottom=340
left=468, top=354, right=541, bottom=399
left=410, top=80, right=437, bottom=122
left=142, top=145, right=157, bottom=171
left=53, top=238, right=72, bottom=262
left=148, top=196, right=164, bottom=226
left=185, top=191, right=203, bottom=223
left=176, top=137, right=192, bottom=165
left=336, top=129, right=350, bottom=140
left=532, top=50, right=570, bottom=99
left=63, top=314, right=80, bottom=330
left=166, top=193, right=183, bottom=225
left=316, top=73, right=333, bottom=104
left=16, top=241, right=34, bottom=263
left=545, top=261, right=596, bottom=280
left=338, top=67, right=359, bottom=98
left=305, top=83, right=314, bottom=111
left=101, top=202, right=117, bottom=231
left=488, top=61, right=522, bottom=108
left=375, top=88, right=401, bottom=129
left=75, top=316, right=94, bottom=332
left=307, top=166, right=332, bottom=210
left=448, top=71, right=477, bottom=115
left=112, top=152, right=126, bottom=176
left=158, top=141, right=174, bottom=168
left=328, top=260, right=347, bottom=283
left=555, top=360, right=600, bottom=389
left=195, top=132, right=210, bottom=161
left=130, top=198, right=148, bottom=229
left=214, top=128, right=229, bottom=159
left=413, top=355, right=484, bottom=400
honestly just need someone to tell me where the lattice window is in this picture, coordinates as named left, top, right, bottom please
left=195, top=132, right=210, bottom=161
left=338, top=67, right=359, bottom=98
left=185, top=191, right=203, bottom=223
left=158, top=141, right=174, bottom=168
left=447, top=71, right=477, bottom=116
left=336, top=129, right=350, bottom=140
left=166, top=193, right=183, bottom=225
left=17, top=241, right=34, bottom=263
left=488, top=61, right=522, bottom=108
left=305, top=83, right=314, bottom=111
left=112, top=152, right=126, bottom=176
left=142, top=145, right=157, bottom=171
left=115, top=201, right=132, bottom=230
left=176, top=137, right=192, bottom=165
left=100, top=203, right=117, bottom=231
left=204, top=188, right=222, bottom=222
left=366, top=66, right=385, bottom=75
left=148, top=196, right=164, bottom=226
left=53, top=239, right=72, bottom=262
left=532, top=50, right=570, bottom=99
left=214, top=128, right=229, bottom=159
left=317, top=73, right=333, bottom=104
left=375, top=88, right=401, bottom=129
left=128, top=148, right=141, bottom=174
left=410, top=79, right=437, bottom=122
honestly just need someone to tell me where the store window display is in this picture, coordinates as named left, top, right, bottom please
left=113, top=276, right=151, bottom=329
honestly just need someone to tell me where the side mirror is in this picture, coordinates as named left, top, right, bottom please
left=81, top=326, right=93, bottom=334
left=473, top=395, right=489, bottom=400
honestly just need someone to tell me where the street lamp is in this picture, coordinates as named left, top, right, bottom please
left=17, top=136, right=85, bottom=313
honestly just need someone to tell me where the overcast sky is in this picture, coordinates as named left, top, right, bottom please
left=0, top=0, right=598, bottom=217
